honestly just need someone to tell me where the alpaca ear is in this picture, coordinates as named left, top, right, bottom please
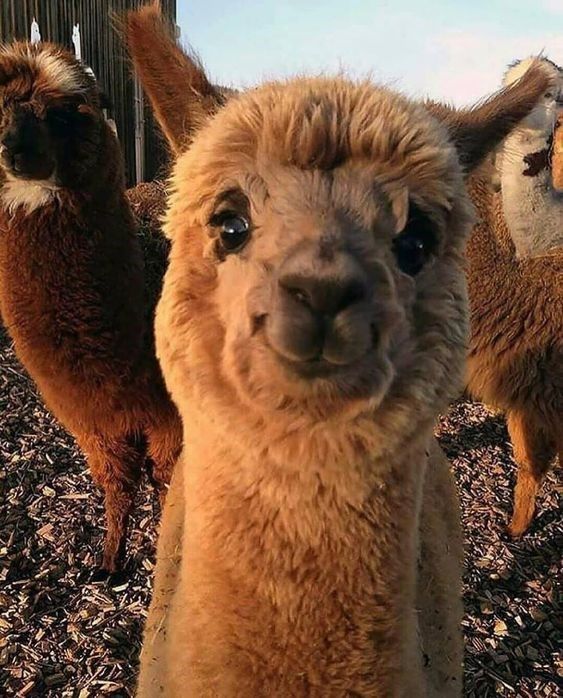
left=119, top=1, right=225, bottom=154
left=426, top=59, right=553, bottom=174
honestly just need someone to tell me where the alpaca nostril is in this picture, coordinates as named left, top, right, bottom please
left=251, top=313, right=267, bottom=336
left=282, top=284, right=312, bottom=308
left=12, top=153, right=24, bottom=173
left=339, top=280, right=366, bottom=311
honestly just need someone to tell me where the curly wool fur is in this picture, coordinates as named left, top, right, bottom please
left=0, top=42, right=181, bottom=574
left=126, top=179, right=167, bottom=231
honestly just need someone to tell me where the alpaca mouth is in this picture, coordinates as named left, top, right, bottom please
left=278, top=353, right=358, bottom=379
left=264, top=330, right=379, bottom=382
left=253, top=310, right=379, bottom=381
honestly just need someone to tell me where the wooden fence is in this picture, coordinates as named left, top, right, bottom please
left=0, top=0, right=177, bottom=185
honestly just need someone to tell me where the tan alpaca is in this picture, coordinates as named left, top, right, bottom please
left=123, top=7, right=552, bottom=695
left=466, top=57, right=563, bottom=537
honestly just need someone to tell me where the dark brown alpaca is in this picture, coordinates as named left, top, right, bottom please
left=0, top=42, right=181, bottom=576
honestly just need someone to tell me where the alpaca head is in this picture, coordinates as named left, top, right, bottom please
left=124, top=6, right=552, bottom=431
left=496, top=57, right=563, bottom=254
left=503, top=57, right=562, bottom=134
left=0, top=42, right=108, bottom=191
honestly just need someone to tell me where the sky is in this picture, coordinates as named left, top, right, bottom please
left=176, top=0, right=562, bottom=106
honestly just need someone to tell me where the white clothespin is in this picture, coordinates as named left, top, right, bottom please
left=72, top=24, right=81, bottom=60
left=73, top=23, right=96, bottom=79
left=30, top=18, right=41, bottom=45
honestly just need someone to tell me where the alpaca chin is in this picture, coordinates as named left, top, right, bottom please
left=1, top=176, right=60, bottom=215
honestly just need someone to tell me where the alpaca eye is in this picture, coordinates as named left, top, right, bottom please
left=392, top=232, right=430, bottom=276
left=217, top=214, right=250, bottom=252
left=391, top=202, right=437, bottom=276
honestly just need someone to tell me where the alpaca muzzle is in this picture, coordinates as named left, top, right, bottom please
left=0, top=113, right=55, bottom=181
left=265, top=243, right=376, bottom=375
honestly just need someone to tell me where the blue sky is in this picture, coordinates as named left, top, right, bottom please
left=177, top=0, right=562, bottom=105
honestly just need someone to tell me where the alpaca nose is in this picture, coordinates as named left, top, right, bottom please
left=0, top=116, right=54, bottom=180
left=266, top=246, right=374, bottom=368
left=279, top=273, right=367, bottom=318
left=1, top=125, right=28, bottom=173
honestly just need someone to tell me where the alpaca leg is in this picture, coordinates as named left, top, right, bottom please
left=101, top=475, right=138, bottom=574
left=145, top=408, right=183, bottom=504
left=506, top=411, right=556, bottom=537
left=84, top=438, right=144, bottom=574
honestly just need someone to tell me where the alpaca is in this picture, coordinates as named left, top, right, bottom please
left=0, top=41, right=182, bottom=576
left=124, top=7, right=552, bottom=695
left=466, top=57, right=563, bottom=537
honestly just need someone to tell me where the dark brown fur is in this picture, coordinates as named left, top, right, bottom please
left=0, top=43, right=181, bottom=575
left=465, top=174, right=562, bottom=536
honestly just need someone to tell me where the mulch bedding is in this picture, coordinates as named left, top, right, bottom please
left=1, top=325, right=561, bottom=697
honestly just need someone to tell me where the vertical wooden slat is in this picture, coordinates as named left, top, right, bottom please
left=0, top=0, right=177, bottom=186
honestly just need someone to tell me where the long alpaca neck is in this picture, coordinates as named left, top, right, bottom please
left=500, top=129, right=563, bottom=257
left=0, top=125, right=144, bottom=398
left=164, top=405, right=429, bottom=696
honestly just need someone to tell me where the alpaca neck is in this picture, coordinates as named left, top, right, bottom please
left=500, top=130, right=563, bottom=257
left=174, top=409, right=429, bottom=693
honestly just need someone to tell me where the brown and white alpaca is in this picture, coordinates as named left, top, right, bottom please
left=466, top=57, right=562, bottom=537
left=0, top=42, right=182, bottom=577
left=124, top=7, right=552, bottom=695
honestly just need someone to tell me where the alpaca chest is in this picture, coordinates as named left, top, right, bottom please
left=159, top=449, right=425, bottom=696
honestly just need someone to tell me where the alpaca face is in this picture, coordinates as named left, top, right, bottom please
left=124, top=5, right=553, bottom=421
left=0, top=43, right=105, bottom=191
left=163, top=80, right=472, bottom=414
